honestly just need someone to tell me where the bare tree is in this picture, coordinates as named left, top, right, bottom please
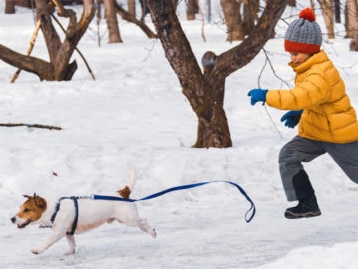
left=147, top=0, right=289, bottom=148
left=104, top=0, right=122, bottom=43
left=220, top=0, right=244, bottom=41
left=242, top=0, right=259, bottom=36
left=0, top=0, right=95, bottom=81
left=139, top=0, right=150, bottom=22
left=347, top=0, right=358, bottom=51
left=346, top=0, right=358, bottom=38
left=5, top=0, right=15, bottom=14
left=187, top=0, right=199, bottom=20
left=220, top=0, right=260, bottom=42
left=317, top=0, right=335, bottom=38
left=127, top=0, right=135, bottom=16
left=334, top=0, right=341, bottom=23
left=288, top=0, right=296, bottom=7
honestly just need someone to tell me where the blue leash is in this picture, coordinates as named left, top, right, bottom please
left=93, top=180, right=256, bottom=223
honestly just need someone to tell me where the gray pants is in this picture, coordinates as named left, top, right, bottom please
left=279, top=136, right=358, bottom=201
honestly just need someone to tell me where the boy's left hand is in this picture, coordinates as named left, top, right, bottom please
left=247, top=88, right=268, bottom=105
left=280, top=110, right=303, bottom=128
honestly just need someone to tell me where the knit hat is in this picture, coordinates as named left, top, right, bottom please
left=284, top=8, right=322, bottom=54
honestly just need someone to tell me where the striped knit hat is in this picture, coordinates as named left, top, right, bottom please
left=284, top=8, right=322, bottom=54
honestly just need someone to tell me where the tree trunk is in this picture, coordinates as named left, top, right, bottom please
left=5, top=0, right=15, bottom=14
left=187, top=0, right=199, bottom=21
left=242, top=1, right=258, bottom=36
left=288, top=0, right=296, bottom=7
left=127, top=0, right=135, bottom=16
left=147, top=0, right=289, bottom=148
left=334, top=0, right=341, bottom=23
left=350, top=28, right=358, bottom=51
left=104, top=0, right=122, bottom=43
left=220, top=0, right=244, bottom=42
left=345, top=0, right=358, bottom=38
left=139, top=0, right=150, bottom=22
left=171, top=0, right=178, bottom=10
left=147, top=0, right=231, bottom=148
left=348, top=0, right=358, bottom=50
left=317, top=0, right=335, bottom=39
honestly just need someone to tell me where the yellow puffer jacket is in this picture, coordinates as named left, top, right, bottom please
left=266, top=50, right=358, bottom=143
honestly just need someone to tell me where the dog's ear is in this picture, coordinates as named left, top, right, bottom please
left=23, top=194, right=30, bottom=199
left=33, top=196, right=47, bottom=211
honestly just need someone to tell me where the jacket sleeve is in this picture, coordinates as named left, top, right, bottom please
left=266, top=71, right=330, bottom=110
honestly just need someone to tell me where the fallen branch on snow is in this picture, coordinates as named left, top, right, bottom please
left=0, top=123, right=62, bottom=130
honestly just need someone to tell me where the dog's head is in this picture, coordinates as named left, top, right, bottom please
left=11, top=193, right=47, bottom=229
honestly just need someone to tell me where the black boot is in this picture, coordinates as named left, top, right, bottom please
left=284, top=170, right=321, bottom=219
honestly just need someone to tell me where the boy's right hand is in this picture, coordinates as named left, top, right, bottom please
left=280, top=110, right=303, bottom=128
left=247, top=88, right=268, bottom=105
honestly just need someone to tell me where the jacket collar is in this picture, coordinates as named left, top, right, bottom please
left=289, top=50, right=328, bottom=73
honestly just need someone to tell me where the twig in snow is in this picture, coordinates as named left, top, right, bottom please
left=0, top=123, right=63, bottom=130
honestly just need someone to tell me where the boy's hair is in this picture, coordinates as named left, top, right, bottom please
left=284, top=8, right=322, bottom=54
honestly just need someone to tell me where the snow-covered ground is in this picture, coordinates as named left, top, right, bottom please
left=1, top=1, right=358, bottom=268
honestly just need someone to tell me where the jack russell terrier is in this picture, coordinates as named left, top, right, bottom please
left=11, top=167, right=156, bottom=255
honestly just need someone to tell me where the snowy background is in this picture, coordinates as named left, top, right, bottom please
left=1, top=1, right=358, bottom=268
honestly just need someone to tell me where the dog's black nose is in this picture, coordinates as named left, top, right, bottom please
left=11, top=217, right=16, bottom=223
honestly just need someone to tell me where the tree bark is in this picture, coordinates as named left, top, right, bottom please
left=334, top=0, right=341, bottom=23
left=187, top=0, right=199, bottom=21
left=347, top=0, right=358, bottom=50
left=288, top=0, right=296, bottom=7
left=104, top=0, right=122, bottom=43
left=5, top=0, right=15, bottom=14
left=127, top=0, right=135, bottom=16
left=345, top=0, right=358, bottom=38
left=242, top=1, right=258, bottom=36
left=317, top=0, right=335, bottom=39
left=0, top=44, right=54, bottom=80
left=220, top=0, right=244, bottom=42
left=0, top=0, right=95, bottom=81
left=147, top=0, right=289, bottom=148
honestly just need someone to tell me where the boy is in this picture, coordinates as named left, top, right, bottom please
left=247, top=8, right=358, bottom=219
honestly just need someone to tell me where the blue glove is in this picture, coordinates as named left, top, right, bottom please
left=280, top=110, right=303, bottom=128
left=247, top=88, right=268, bottom=105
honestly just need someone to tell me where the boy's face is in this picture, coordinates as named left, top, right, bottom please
left=289, top=52, right=311, bottom=66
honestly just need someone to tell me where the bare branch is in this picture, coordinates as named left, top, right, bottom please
left=50, top=13, right=96, bottom=80
left=261, top=48, right=292, bottom=88
left=114, top=1, right=157, bottom=38
left=0, top=123, right=63, bottom=130
left=0, top=44, right=54, bottom=81
left=11, top=19, right=42, bottom=83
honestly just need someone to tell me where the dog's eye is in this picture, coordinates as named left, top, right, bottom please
left=24, top=208, right=31, bottom=213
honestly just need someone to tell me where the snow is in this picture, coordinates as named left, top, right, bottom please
left=1, top=1, right=358, bottom=268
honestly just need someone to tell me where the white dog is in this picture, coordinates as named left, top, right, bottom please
left=11, top=167, right=156, bottom=255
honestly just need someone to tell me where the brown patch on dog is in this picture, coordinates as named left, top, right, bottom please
left=16, top=194, right=47, bottom=227
left=117, top=186, right=131, bottom=199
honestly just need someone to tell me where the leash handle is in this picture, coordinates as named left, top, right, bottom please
left=93, top=180, right=256, bottom=223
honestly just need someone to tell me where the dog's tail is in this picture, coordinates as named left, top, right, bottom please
left=117, top=162, right=136, bottom=199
